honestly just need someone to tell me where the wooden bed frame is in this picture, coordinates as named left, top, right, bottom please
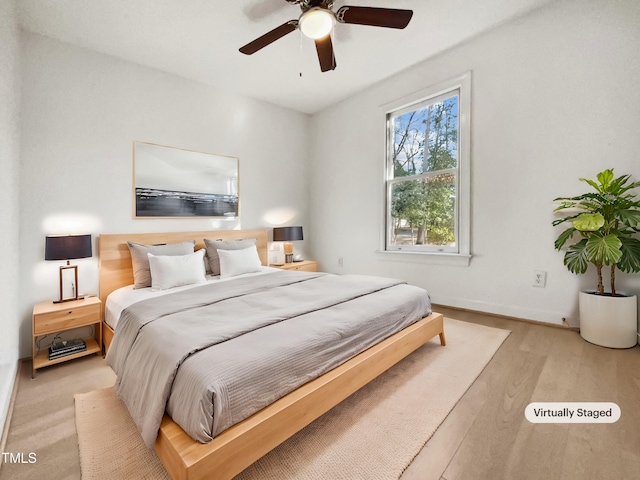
left=98, top=229, right=445, bottom=480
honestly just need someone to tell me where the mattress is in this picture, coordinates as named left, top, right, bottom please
left=106, top=270, right=432, bottom=448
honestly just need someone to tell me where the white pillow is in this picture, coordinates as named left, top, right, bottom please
left=147, top=249, right=206, bottom=291
left=127, top=240, right=195, bottom=289
left=218, top=245, right=262, bottom=278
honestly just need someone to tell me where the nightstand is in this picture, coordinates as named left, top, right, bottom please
left=31, top=296, right=102, bottom=378
left=272, top=260, right=318, bottom=272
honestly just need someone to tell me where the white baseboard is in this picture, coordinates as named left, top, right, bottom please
left=0, top=361, right=18, bottom=453
left=431, top=294, right=566, bottom=327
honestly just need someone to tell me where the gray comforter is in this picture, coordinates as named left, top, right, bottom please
left=106, top=271, right=431, bottom=448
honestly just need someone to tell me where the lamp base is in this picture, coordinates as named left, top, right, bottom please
left=53, top=296, right=79, bottom=304
left=56, top=264, right=79, bottom=303
left=283, top=242, right=294, bottom=263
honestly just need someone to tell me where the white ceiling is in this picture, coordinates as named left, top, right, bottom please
left=18, top=0, right=556, bottom=114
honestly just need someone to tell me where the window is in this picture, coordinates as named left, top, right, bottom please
left=384, top=73, right=470, bottom=259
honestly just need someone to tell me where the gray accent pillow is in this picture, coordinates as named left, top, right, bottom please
left=127, top=240, right=196, bottom=288
left=203, top=238, right=257, bottom=276
left=203, top=252, right=212, bottom=275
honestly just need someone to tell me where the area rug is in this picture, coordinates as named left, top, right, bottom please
left=75, top=318, right=509, bottom=480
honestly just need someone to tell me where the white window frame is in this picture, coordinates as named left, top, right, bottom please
left=380, top=72, right=471, bottom=265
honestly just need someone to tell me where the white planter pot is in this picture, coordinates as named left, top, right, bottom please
left=579, top=291, right=638, bottom=348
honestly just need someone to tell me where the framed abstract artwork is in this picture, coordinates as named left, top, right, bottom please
left=133, top=142, right=239, bottom=218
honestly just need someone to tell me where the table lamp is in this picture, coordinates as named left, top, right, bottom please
left=45, top=234, right=92, bottom=303
left=273, top=226, right=303, bottom=263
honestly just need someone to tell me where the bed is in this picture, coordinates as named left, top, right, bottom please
left=98, top=229, right=445, bottom=480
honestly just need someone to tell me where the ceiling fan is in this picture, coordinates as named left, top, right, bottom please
left=239, top=0, right=413, bottom=73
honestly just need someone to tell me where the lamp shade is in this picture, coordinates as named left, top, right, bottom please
left=45, top=234, right=92, bottom=261
left=273, top=226, right=303, bottom=242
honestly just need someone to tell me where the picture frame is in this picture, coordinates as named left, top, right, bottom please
left=133, top=141, right=239, bottom=218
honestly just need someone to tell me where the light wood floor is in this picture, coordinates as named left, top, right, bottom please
left=402, top=306, right=640, bottom=480
left=1, top=307, right=639, bottom=480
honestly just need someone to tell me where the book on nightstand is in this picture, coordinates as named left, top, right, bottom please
left=48, top=339, right=87, bottom=360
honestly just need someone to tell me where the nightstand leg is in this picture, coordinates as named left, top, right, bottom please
left=32, top=336, right=36, bottom=378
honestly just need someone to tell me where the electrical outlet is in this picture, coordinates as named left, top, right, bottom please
left=338, top=257, right=343, bottom=267
left=533, top=270, right=547, bottom=288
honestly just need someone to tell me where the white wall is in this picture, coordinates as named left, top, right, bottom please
left=0, top=0, right=21, bottom=431
left=18, top=32, right=310, bottom=357
left=14, top=0, right=640, bottom=360
left=309, top=0, right=640, bottom=325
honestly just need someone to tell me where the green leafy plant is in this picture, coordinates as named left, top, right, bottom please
left=553, top=168, right=640, bottom=296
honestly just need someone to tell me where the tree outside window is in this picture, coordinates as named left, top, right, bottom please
left=387, top=91, right=460, bottom=252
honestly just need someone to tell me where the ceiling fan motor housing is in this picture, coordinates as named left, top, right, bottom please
left=286, top=0, right=335, bottom=12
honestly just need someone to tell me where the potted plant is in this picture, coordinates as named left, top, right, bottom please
left=553, top=168, right=640, bottom=348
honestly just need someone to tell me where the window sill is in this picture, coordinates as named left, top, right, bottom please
left=375, top=250, right=472, bottom=267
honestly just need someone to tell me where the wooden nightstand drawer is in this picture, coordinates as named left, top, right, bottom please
left=288, top=263, right=317, bottom=272
left=272, top=260, right=318, bottom=272
left=34, top=303, right=100, bottom=335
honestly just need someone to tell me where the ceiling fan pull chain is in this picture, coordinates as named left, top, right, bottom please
left=299, top=30, right=304, bottom=78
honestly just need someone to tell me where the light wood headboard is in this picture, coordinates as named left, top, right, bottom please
left=98, top=229, right=268, bottom=318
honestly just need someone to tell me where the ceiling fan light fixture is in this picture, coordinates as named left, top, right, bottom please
left=299, top=7, right=335, bottom=39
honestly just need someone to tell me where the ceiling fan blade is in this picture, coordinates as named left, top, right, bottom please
left=336, top=6, right=413, bottom=29
left=315, top=35, right=336, bottom=72
left=239, top=20, right=299, bottom=55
